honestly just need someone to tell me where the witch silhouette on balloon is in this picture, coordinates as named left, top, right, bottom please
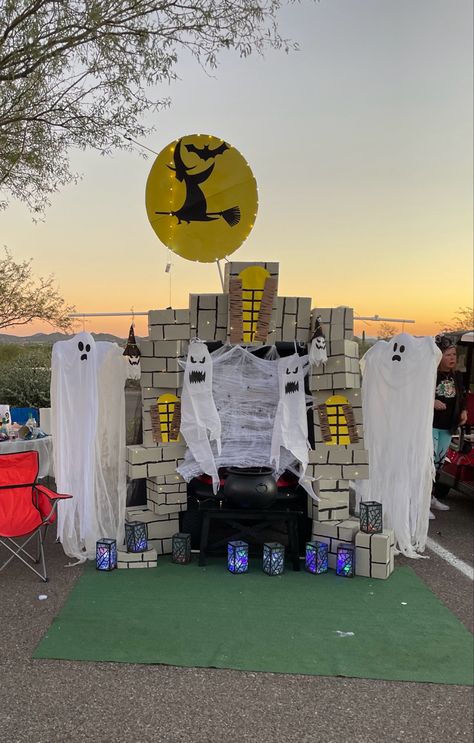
left=155, top=138, right=241, bottom=227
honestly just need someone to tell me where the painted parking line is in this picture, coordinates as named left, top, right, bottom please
left=426, top=537, right=474, bottom=581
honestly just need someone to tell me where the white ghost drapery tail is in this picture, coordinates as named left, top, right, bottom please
left=359, top=334, right=441, bottom=558
left=51, top=333, right=127, bottom=562
left=179, top=340, right=222, bottom=494
left=270, top=353, right=316, bottom=499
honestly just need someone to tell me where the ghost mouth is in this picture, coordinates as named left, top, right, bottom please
left=189, top=370, right=206, bottom=384
left=391, top=355, right=401, bottom=362
left=80, top=354, right=88, bottom=361
left=285, top=380, right=299, bottom=394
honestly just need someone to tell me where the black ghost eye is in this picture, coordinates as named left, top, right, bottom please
left=200, top=357, right=206, bottom=364
left=78, top=341, right=84, bottom=351
left=393, top=343, right=398, bottom=352
left=286, top=368, right=291, bottom=375
left=85, top=344, right=91, bottom=352
left=190, top=356, right=197, bottom=363
left=293, top=367, right=298, bottom=374
left=400, top=345, right=405, bottom=353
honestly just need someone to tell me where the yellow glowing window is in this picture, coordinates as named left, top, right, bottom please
left=156, top=393, right=180, bottom=443
left=239, top=265, right=270, bottom=342
left=325, top=394, right=350, bottom=445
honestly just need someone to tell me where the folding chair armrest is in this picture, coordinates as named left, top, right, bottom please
left=34, top=484, right=72, bottom=501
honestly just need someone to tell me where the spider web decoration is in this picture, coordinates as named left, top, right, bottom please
left=178, top=345, right=297, bottom=482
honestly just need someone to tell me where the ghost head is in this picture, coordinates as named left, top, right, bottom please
left=186, top=340, right=212, bottom=390
left=376, top=333, right=429, bottom=389
left=122, top=324, right=141, bottom=379
left=309, top=316, right=328, bottom=367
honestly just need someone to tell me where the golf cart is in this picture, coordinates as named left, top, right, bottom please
left=437, top=331, right=474, bottom=497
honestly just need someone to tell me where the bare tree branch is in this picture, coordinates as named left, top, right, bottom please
left=0, top=248, right=75, bottom=330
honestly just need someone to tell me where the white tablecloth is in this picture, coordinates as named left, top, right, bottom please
left=0, top=436, right=54, bottom=479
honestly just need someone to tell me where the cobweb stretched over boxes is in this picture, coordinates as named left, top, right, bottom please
left=178, top=344, right=310, bottom=482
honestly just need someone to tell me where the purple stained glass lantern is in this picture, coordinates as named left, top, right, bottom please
left=305, top=541, right=328, bottom=574
left=227, top=540, right=249, bottom=573
left=125, top=521, right=148, bottom=553
left=359, top=501, right=383, bottom=534
left=96, top=538, right=117, bottom=571
left=262, top=542, right=285, bottom=576
left=172, top=532, right=192, bottom=564
left=336, top=544, right=355, bottom=578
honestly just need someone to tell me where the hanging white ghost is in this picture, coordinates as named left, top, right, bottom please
left=309, top=316, right=328, bottom=367
left=270, top=352, right=316, bottom=498
left=51, top=332, right=128, bottom=562
left=122, top=324, right=141, bottom=380
left=359, top=333, right=441, bottom=558
left=179, top=339, right=222, bottom=493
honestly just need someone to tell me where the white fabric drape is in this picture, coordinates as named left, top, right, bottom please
left=51, top=333, right=127, bottom=562
left=358, top=334, right=441, bottom=558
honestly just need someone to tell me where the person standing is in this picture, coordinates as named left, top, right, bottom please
left=431, top=335, right=468, bottom=516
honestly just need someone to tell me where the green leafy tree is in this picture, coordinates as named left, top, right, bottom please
left=0, top=0, right=302, bottom=213
left=0, top=248, right=74, bottom=331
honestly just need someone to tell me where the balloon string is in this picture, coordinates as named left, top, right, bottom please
left=216, top=260, right=225, bottom=291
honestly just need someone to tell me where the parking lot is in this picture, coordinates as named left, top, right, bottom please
left=0, top=487, right=472, bottom=743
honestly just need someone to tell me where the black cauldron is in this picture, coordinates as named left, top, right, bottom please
left=223, top=466, right=277, bottom=509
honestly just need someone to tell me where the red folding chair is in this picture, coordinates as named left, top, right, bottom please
left=0, top=450, right=72, bottom=582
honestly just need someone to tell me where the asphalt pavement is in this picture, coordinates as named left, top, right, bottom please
left=0, top=487, right=472, bottom=743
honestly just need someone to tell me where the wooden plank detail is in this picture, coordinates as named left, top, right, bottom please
left=150, top=404, right=163, bottom=443
left=317, top=404, right=332, bottom=442
left=342, top=404, right=359, bottom=443
left=254, top=277, right=278, bottom=342
left=169, top=400, right=181, bottom=441
left=229, top=278, right=243, bottom=344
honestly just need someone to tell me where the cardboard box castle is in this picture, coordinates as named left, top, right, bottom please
left=123, top=260, right=393, bottom=578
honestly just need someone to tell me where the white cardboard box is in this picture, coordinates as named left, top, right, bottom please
left=355, top=529, right=395, bottom=579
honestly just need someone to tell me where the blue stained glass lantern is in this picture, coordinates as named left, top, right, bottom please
left=227, top=540, right=249, bottom=573
left=172, top=532, right=192, bottom=564
left=96, top=538, right=117, bottom=571
left=359, top=501, right=383, bottom=534
left=305, top=541, right=328, bottom=574
left=262, top=542, right=285, bottom=576
left=336, top=544, right=355, bottom=578
left=125, top=521, right=148, bottom=553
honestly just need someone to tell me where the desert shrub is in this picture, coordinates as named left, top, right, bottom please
left=0, top=345, right=52, bottom=407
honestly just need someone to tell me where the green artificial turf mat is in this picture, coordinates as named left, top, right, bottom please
left=34, top=560, right=474, bottom=685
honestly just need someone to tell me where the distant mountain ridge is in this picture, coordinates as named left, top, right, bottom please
left=0, top=332, right=135, bottom=345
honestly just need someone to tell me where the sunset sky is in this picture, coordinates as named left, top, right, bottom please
left=1, top=0, right=472, bottom=340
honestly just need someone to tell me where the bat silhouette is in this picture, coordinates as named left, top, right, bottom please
left=155, top=139, right=240, bottom=226
left=185, top=141, right=230, bottom=161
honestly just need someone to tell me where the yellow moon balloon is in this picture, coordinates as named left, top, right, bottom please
left=145, top=134, right=258, bottom=263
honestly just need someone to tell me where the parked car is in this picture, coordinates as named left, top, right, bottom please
left=438, top=331, right=474, bottom=497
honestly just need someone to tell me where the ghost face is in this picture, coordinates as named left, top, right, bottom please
left=314, top=336, right=326, bottom=352
left=391, top=340, right=406, bottom=363
left=285, top=362, right=300, bottom=394
left=78, top=340, right=91, bottom=361
left=126, top=355, right=140, bottom=367
left=189, top=354, right=207, bottom=384
left=186, top=341, right=212, bottom=390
